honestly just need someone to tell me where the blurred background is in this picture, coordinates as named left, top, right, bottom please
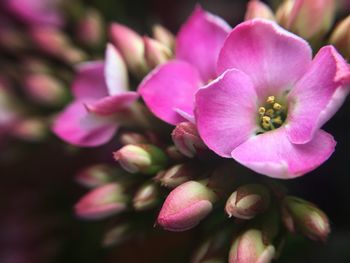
left=1, top=0, right=350, bottom=262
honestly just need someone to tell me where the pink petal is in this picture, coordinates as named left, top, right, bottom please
left=195, top=69, right=258, bottom=157
left=52, top=101, right=117, bottom=147
left=138, top=60, right=202, bottom=125
left=176, top=5, right=231, bottom=82
left=217, top=19, right=312, bottom=98
left=104, top=43, right=129, bottom=95
left=72, top=61, right=108, bottom=101
left=231, top=128, right=336, bottom=179
left=85, top=91, right=139, bottom=116
left=286, top=46, right=350, bottom=144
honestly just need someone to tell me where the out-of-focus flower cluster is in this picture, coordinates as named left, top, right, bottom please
left=2, top=0, right=350, bottom=262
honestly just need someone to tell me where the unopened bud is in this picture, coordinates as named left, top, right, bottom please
left=157, top=180, right=217, bottom=231
left=102, top=223, right=132, bottom=247
left=330, top=15, right=350, bottom=59
left=109, top=23, right=148, bottom=76
left=113, top=144, right=167, bottom=174
left=24, top=73, right=67, bottom=106
left=276, top=0, right=336, bottom=40
left=283, top=196, right=330, bottom=242
left=152, top=24, right=175, bottom=50
left=172, top=122, right=207, bottom=158
left=75, top=164, right=115, bottom=188
left=12, top=117, right=47, bottom=142
left=144, top=36, right=172, bottom=69
left=245, top=0, right=276, bottom=21
left=225, top=184, right=271, bottom=220
left=119, top=132, right=148, bottom=145
left=156, top=163, right=199, bottom=188
left=76, top=8, right=105, bottom=48
left=229, top=229, right=275, bottom=263
left=133, top=182, right=159, bottom=211
left=75, top=183, right=128, bottom=220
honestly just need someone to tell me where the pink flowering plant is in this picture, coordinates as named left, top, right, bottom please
left=48, top=1, right=350, bottom=262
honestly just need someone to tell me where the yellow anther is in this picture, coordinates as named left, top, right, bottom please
left=272, top=116, right=282, bottom=125
left=265, top=109, right=274, bottom=117
left=266, top=96, right=275, bottom=104
left=262, top=116, right=271, bottom=124
left=273, top=103, right=282, bottom=111
left=258, top=107, right=266, bottom=115
left=261, top=116, right=271, bottom=129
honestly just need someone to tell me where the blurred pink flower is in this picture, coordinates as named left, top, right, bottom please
left=138, top=5, right=231, bottom=125
left=195, top=19, right=350, bottom=179
left=52, top=44, right=138, bottom=147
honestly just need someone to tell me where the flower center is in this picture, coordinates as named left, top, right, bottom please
left=258, top=95, right=287, bottom=131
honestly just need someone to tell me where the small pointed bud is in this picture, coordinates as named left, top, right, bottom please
left=74, top=183, right=128, bottom=220
left=113, top=144, right=167, bottom=174
left=23, top=73, right=67, bottom=106
left=76, top=8, right=105, bottom=48
left=172, top=122, right=207, bottom=158
left=225, top=184, right=271, bottom=220
left=229, top=229, right=275, bottom=263
left=156, top=163, right=199, bottom=188
left=102, top=223, right=132, bottom=247
left=157, top=180, right=217, bottom=231
left=109, top=23, right=148, bottom=76
left=75, top=164, right=115, bottom=188
left=152, top=24, right=175, bottom=50
left=277, top=0, right=336, bottom=39
left=245, top=0, right=276, bottom=21
left=329, top=15, right=350, bottom=59
left=12, top=117, right=47, bottom=142
left=283, top=196, right=330, bottom=242
left=119, top=132, right=148, bottom=145
left=133, top=182, right=160, bottom=211
left=166, top=145, right=187, bottom=161
left=143, top=36, right=172, bottom=69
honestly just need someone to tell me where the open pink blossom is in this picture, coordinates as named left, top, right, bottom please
left=195, top=19, right=350, bottom=179
left=138, top=5, right=231, bottom=125
left=52, top=44, right=138, bottom=147
left=4, top=0, right=64, bottom=27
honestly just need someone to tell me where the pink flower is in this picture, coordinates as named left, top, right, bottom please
left=52, top=44, right=138, bottom=147
left=5, top=0, right=64, bottom=27
left=195, top=19, right=350, bottom=179
left=138, top=5, right=231, bottom=125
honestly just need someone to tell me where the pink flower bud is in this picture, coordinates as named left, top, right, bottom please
left=76, top=8, right=105, bottom=48
left=152, top=24, right=175, bottom=50
left=12, top=117, right=47, bottom=142
left=245, top=0, right=276, bottom=21
left=225, top=184, right=271, bottom=220
left=109, top=23, right=148, bottom=76
left=143, top=36, right=172, bottom=69
left=283, top=196, right=330, bottom=242
left=157, top=180, right=217, bottom=231
left=172, top=122, right=207, bottom=158
left=330, top=15, right=350, bottom=59
left=276, top=0, right=336, bottom=39
left=24, top=73, right=66, bottom=106
left=75, top=183, right=128, bottom=220
left=133, top=182, right=159, bottom=211
left=156, top=163, right=199, bottom=188
left=119, top=132, right=148, bottom=145
left=102, top=223, right=132, bottom=247
left=113, top=144, right=167, bottom=174
left=229, top=229, right=275, bottom=263
left=75, top=164, right=115, bottom=188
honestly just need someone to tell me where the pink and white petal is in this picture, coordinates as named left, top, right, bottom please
left=286, top=46, right=350, bottom=144
left=52, top=101, right=117, bottom=147
left=138, top=60, right=202, bottom=125
left=195, top=69, right=258, bottom=157
left=174, top=108, right=195, bottom=124
left=231, top=128, right=336, bottom=179
left=85, top=91, right=139, bottom=116
left=105, top=43, right=129, bottom=95
left=176, top=5, right=231, bottom=82
left=72, top=61, right=108, bottom=100
left=217, top=19, right=312, bottom=98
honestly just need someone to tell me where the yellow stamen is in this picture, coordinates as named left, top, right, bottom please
left=273, top=103, right=282, bottom=111
left=265, top=109, right=274, bottom=117
left=272, top=116, right=282, bottom=125
left=258, top=107, right=266, bottom=115
left=266, top=96, right=275, bottom=104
